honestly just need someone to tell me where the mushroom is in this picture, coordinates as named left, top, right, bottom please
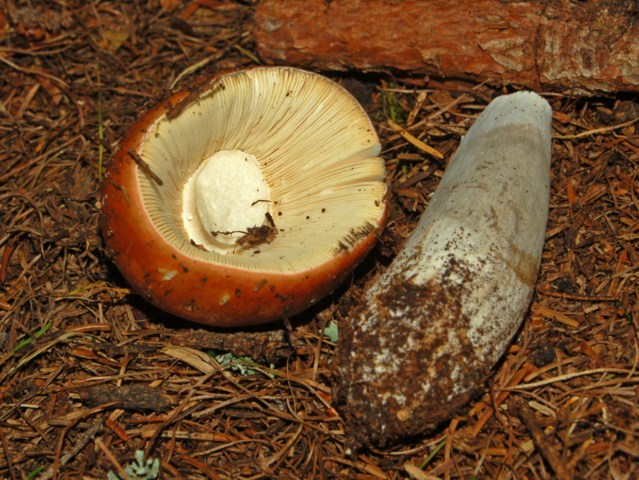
left=335, top=91, right=552, bottom=447
left=101, top=67, right=387, bottom=327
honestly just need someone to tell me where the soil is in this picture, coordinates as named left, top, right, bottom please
left=1, top=1, right=638, bottom=479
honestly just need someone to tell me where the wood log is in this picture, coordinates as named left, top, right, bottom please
left=254, top=0, right=639, bottom=94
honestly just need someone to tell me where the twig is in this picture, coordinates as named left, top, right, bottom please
left=41, top=416, right=104, bottom=480
left=128, top=150, right=163, bottom=186
left=536, top=287, right=619, bottom=302
left=179, top=451, right=223, bottom=479
left=0, top=324, right=112, bottom=384
left=513, top=399, right=573, bottom=480
left=170, top=45, right=234, bottom=89
left=553, top=116, right=639, bottom=139
left=97, top=64, right=105, bottom=182
left=95, top=437, right=131, bottom=480
left=468, top=363, right=535, bottom=437
left=506, top=367, right=639, bottom=390
left=0, top=426, right=17, bottom=480
left=387, top=119, right=444, bottom=159
left=0, top=55, right=68, bottom=87
left=262, top=424, right=303, bottom=469
left=0, top=135, right=82, bottom=183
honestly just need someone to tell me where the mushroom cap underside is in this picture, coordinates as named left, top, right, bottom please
left=101, top=67, right=387, bottom=327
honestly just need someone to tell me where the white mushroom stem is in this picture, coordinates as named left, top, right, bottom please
left=182, top=149, right=271, bottom=252
left=336, top=91, right=552, bottom=447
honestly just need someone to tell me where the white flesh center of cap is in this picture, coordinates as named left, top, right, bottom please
left=182, top=150, right=270, bottom=252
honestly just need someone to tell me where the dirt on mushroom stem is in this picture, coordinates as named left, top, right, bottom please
left=336, top=257, right=487, bottom=447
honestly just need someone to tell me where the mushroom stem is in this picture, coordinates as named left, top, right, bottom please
left=336, top=91, right=552, bottom=447
left=182, top=149, right=271, bottom=252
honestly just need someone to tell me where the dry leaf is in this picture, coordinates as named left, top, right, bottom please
left=404, top=463, right=441, bottom=480
left=162, top=345, right=220, bottom=374
left=101, top=28, right=130, bottom=52
left=160, top=0, right=182, bottom=12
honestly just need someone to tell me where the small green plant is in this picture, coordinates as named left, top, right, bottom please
left=419, top=439, right=446, bottom=469
left=12, top=322, right=51, bottom=353
left=323, top=320, right=339, bottom=343
left=214, top=352, right=276, bottom=377
left=25, top=466, right=44, bottom=480
left=381, top=85, right=407, bottom=124
left=214, top=351, right=258, bottom=375
left=107, top=450, right=160, bottom=480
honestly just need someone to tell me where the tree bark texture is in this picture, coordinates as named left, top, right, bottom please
left=254, top=0, right=639, bottom=94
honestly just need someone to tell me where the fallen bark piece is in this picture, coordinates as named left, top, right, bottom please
left=170, top=328, right=293, bottom=364
left=78, top=384, right=172, bottom=411
left=254, top=0, right=639, bottom=94
left=335, top=91, right=552, bottom=448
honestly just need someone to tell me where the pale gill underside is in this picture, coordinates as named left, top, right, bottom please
left=137, top=67, right=386, bottom=273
